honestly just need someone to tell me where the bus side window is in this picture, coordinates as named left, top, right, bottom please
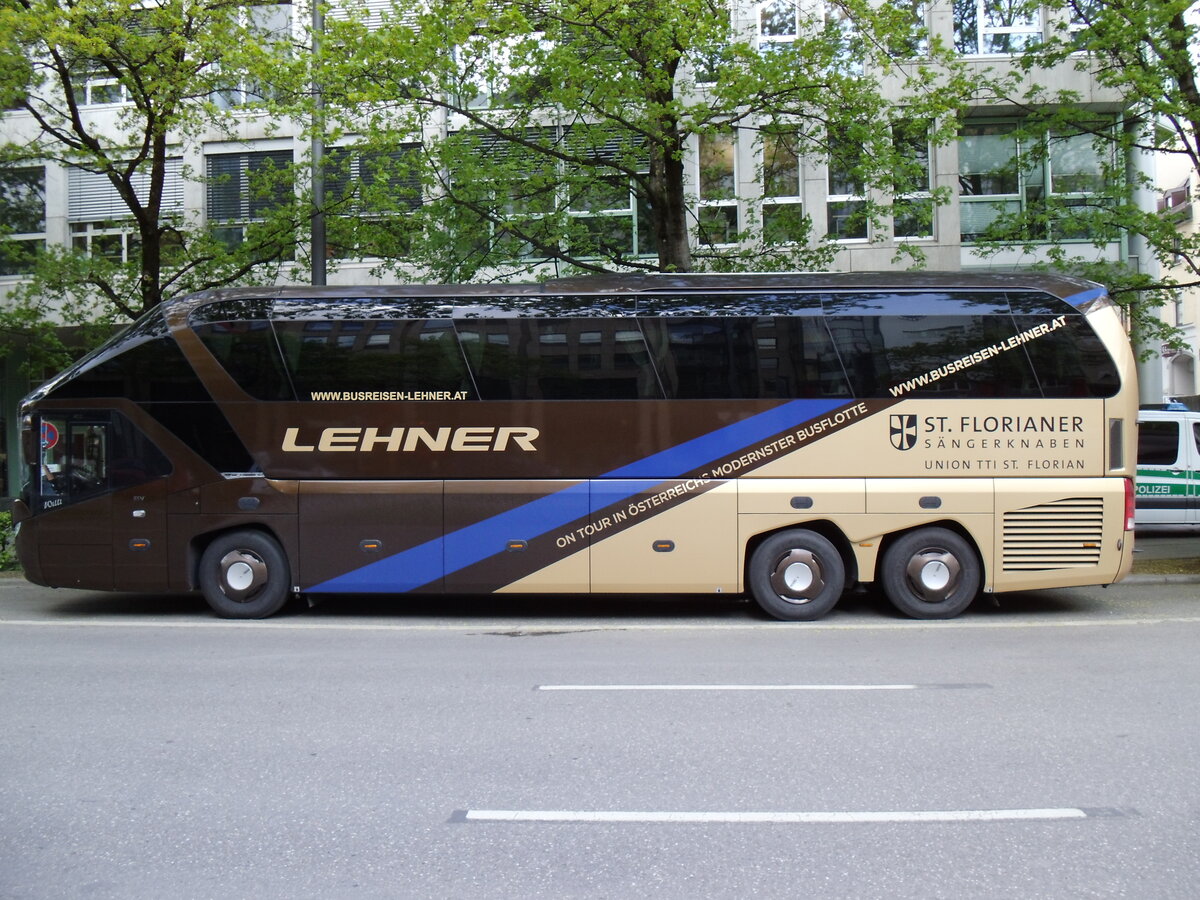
left=531, top=320, right=660, bottom=400
left=457, top=319, right=664, bottom=401
left=825, top=317, right=889, bottom=396
left=455, top=320, right=529, bottom=400
left=40, top=419, right=107, bottom=501
left=70, top=424, right=107, bottom=498
left=37, top=412, right=170, bottom=505
left=275, top=318, right=471, bottom=398
left=193, top=320, right=294, bottom=400
left=109, top=412, right=172, bottom=489
left=39, top=417, right=67, bottom=496
left=641, top=318, right=758, bottom=399
left=765, top=317, right=851, bottom=398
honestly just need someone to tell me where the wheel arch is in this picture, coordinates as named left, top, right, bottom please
left=187, top=523, right=293, bottom=591
left=744, top=520, right=858, bottom=591
left=872, top=519, right=986, bottom=586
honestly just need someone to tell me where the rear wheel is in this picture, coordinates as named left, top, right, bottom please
left=748, top=529, right=845, bottom=621
left=198, top=530, right=291, bottom=619
left=880, top=527, right=979, bottom=619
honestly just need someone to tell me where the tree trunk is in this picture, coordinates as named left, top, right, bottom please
left=648, top=131, right=692, bottom=272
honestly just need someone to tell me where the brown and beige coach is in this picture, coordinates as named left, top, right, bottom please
left=13, top=272, right=1138, bottom=620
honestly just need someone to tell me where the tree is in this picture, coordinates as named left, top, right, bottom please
left=0, top=0, right=310, bottom=366
left=964, top=0, right=1199, bottom=347
left=320, top=0, right=972, bottom=280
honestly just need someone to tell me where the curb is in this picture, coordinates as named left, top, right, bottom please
left=1125, top=574, right=1200, bottom=584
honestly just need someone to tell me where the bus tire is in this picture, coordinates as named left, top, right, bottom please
left=198, top=530, right=291, bottom=619
left=881, top=527, right=979, bottom=620
left=748, top=529, right=845, bottom=621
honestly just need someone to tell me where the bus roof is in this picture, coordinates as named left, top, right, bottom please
left=172, top=271, right=1108, bottom=315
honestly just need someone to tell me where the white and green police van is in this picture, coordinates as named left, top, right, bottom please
left=1136, top=406, right=1200, bottom=525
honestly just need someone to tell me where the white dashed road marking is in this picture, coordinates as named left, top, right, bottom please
left=453, top=808, right=1129, bottom=824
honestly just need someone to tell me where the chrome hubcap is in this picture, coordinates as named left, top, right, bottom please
left=905, top=549, right=960, bottom=603
left=770, top=549, right=824, bottom=604
left=218, top=550, right=268, bottom=602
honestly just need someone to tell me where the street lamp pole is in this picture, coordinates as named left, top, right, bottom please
left=311, top=0, right=326, bottom=285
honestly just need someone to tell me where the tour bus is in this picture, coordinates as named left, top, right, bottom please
left=12, top=272, right=1137, bottom=621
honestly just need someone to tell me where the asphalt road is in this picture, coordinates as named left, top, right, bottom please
left=2, top=576, right=1199, bottom=899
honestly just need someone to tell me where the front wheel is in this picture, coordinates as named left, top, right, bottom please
left=748, top=529, right=845, bottom=621
left=880, top=527, right=980, bottom=620
left=198, top=530, right=291, bottom=619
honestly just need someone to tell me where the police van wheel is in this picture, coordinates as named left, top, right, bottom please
left=748, top=529, right=845, bottom=621
left=199, top=530, right=290, bottom=619
left=881, top=527, right=979, bottom=620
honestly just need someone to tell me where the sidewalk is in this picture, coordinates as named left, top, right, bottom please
left=1130, top=526, right=1200, bottom=582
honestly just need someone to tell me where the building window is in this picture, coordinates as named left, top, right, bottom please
left=958, top=123, right=1021, bottom=240
left=207, top=148, right=295, bottom=247
left=67, top=160, right=184, bottom=261
left=1043, top=129, right=1109, bottom=239
left=1067, top=0, right=1103, bottom=47
left=892, top=120, right=933, bottom=239
left=325, top=146, right=423, bottom=258
left=457, top=12, right=552, bottom=109
left=564, top=130, right=655, bottom=259
left=568, top=173, right=640, bottom=258
left=0, top=166, right=46, bottom=276
left=448, top=131, right=557, bottom=260
left=959, top=122, right=1111, bottom=242
left=822, top=1, right=864, bottom=74
left=212, top=1, right=294, bottom=108
left=827, top=129, right=867, bottom=241
left=72, top=76, right=129, bottom=107
left=889, top=1, right=930, bottom=57
left=444, top=128, right=653, bottom=262
left=697, top=132, right=739, bottom=246
left=757, top=0, right=798, bottom=50
left=954, top=0, right=1042, bottom=55
left=70, top=222, right=138, bottom=262
left=761, top=131, right=805, bottom=245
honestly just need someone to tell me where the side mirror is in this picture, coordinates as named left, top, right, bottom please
left=11, top=498, right=31, bottom=524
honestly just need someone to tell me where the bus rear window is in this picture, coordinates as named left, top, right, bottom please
left=1015, top=315, right=1120, bottom=397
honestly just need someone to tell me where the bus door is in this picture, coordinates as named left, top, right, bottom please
left=110, top=475, right=169, bottom=591
left=33, top=411, right=172, bottom=591
left=35, top=414, right=115, bottom=589
left=1135, top=412, right=1200, bottom=525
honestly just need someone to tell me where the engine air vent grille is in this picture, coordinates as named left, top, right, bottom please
left=1002, top=497, right=1105, bottom=571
